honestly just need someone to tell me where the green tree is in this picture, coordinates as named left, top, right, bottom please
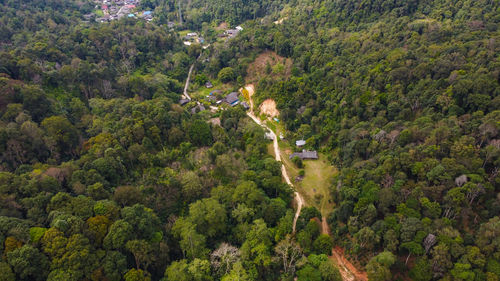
left=366, top=251, right=396, bottom=281
left=218, top=67, right=235, bottom=83
left=126, top=240, right=154, bottom=270
left=313, top=234, right=334, bottom=255
left=124, top=268, right=151, bottom=281
left=0, top=262, right=15, bottom=281
left=221, top=262, right=250, bottom=281
left=103, top=220, right=134, bottom=250
left=188, top=120, right=213, bottom=146
left=409, top=258, right=432, bottom=281
left=103, top=251, right=128, bottom=281
left=319, top=261, right=342, bottom=281
left=7, top=245, right=49, bottom=281
left=188, top=198, right=227, bottom=238
left=41, top=115, right=79, bottom=160
left=297, top=265, right=322, bottom=281
left=172, top=218, right=209, bottom=259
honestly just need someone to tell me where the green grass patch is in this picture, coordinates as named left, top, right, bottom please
left=298, top=155, right=337, bottom=217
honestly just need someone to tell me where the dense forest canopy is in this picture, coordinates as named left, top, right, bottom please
left=0, top=0, right=499, bottom=280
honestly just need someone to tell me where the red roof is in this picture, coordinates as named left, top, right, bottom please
left=102, top=5, right=108, bottom=10
left=126, top=4, right=136, bottom=8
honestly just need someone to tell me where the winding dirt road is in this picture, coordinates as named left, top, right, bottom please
left=243, top=84, right=367, bottom=281
left=243, top=85, right=304, bottom=233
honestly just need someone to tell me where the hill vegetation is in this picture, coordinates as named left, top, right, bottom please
left=0, top=0, right=499, bottom=280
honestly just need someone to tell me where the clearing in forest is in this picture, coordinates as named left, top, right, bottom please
left=299, top=156, right=337, bottom=218
left=259, top=99, right=280, bottom=118
left=246, top=50, right=293, bottom=83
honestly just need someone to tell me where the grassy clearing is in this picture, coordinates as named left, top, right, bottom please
left=299, top=155, right=337, bottom=216
left=265, top=115, right=337, bottom=218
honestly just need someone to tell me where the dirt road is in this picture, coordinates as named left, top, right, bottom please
left=244, top=84, right=366, bottom=280
left=183, top=63, right=195, bottom=100
left=183, top=53, right=202, bottom=100
left=243, top=84, right=303, bottom=233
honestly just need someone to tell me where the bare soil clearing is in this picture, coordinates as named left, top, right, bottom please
left=216, top=22, right=228, bottom=30
left=259, top=99, right=279, bottom=118
left=246, top=51, right=293, bottom=83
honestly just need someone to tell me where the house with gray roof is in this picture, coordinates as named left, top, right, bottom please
left=225, top=92, right=240, bottom=106
left=289, top=150, right=318, bottom=160
left=190, top=104, right=206, bottom=114
left=179, top=99, right=190, bottom=106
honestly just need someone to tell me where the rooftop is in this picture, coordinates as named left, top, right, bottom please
left=225, top=92, right=239, bottom=105
left=290, top=150, right=318, bottom=160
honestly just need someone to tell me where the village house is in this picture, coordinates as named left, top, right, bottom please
left=265, top=131, right=274, bottom=140
left=224, top=92, right=240, bottom=106
left=224, top=29, right=239, bottom=38
left=179, top=99, right=190, bottom=106
left=289, top=150, right=318, bottom=160
left=190, top=104, right=206, bottom=114
left=296, top=140, right=306, bottom=147
left=205, top=81, right=213, bottom=88
left=241, top=102, right=250, bottom=110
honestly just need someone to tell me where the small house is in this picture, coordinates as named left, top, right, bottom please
left=179, top=99, right=189, bottom=106
left=265, top=131, right=274, bottom=140
left=190, top=104, right=206, bottom=114
left=206, top=95, right=217, bottom=103
left=225, top=92, right=240, bottom=106
left=241, top=102, right=250, bottom=110
left=224, top=29, right=239, bottom=38
left=289, top=150, right=318, bottom=160
left=296, top=140, right=306, bottom=147
left=205, top=81, right=213, bottom=88
left=235, top=26, right=243, bottom=31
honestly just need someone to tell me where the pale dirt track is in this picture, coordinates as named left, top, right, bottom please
left=243, top=84, right=303, bottom=233
left=244, top=84, right=366, bottom=281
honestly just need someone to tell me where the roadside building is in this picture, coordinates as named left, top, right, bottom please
left=296, top=140, right=306, bottom=147
left=289, top=150, right=318, bottom=160
left=225, top=92, right=240, bottom=106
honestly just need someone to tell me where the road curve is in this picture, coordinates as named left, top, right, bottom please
left=244, top=84, right=366, bottom=281
left=244, top=85, right=303, bottom=233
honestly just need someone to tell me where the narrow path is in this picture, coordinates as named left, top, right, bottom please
left=244, top=84, right=303, bottom=233
left=183, top=53, right=202, bottom=100
left=244, top=84, right=367, bottom=281
left=183, top=63, right=195, bottom=100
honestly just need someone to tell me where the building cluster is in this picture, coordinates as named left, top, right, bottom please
left=289, top=139, right=318, bottom=160
left=86, top=0, right=153, bottom=23
left=205, top=90, right=248, bottom=109
left=183, top=32, right=205, bottom=46
left=218, top=26, right=243, bottom=39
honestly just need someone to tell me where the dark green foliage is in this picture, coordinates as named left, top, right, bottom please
left=188, top=120, right=213, bottom=146
left=7, top=245, right=49, bottom=281
left=0, top=0, right=498, bottom=280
